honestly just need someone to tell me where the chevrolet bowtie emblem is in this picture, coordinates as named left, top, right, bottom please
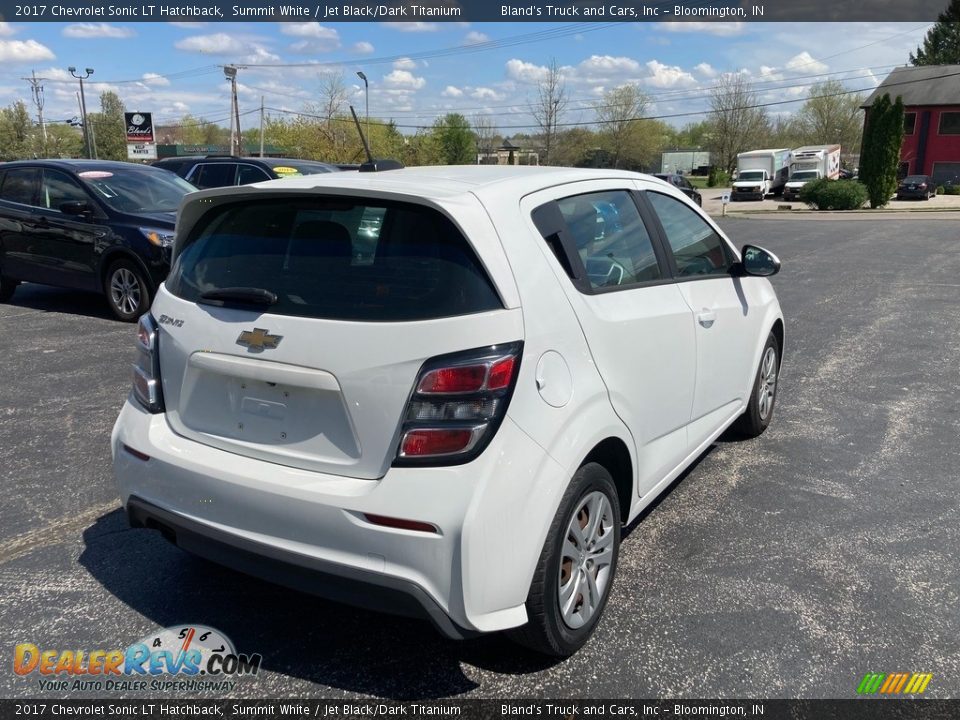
left=236, top=328, right=282, bottom=351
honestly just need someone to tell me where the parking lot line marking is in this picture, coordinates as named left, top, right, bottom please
left=0, top=500, right=120, bottom=567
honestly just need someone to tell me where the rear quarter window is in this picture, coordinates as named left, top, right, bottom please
left=167, top=198, right=503, bottom=322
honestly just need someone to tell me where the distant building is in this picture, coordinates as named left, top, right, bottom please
left=660, top=148, right=712, bottom=175
left=477, top=138, right=539, bottom=166
left=156, top=143, right=288, bottom=159
left=862, top=65, right=960, bottom=185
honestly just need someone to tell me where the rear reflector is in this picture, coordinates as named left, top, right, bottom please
left=400, top=428, right=477, bottom=457
left=122, top=444, right=151, bottom=462
left=363, top=513, right=438, bottom=534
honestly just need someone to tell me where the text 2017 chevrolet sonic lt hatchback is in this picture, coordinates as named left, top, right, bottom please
left=112, top=166, right=784, bottom=656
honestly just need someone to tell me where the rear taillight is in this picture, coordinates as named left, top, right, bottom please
left=132, top=314, right=164, bottom=413
left=394, top=342, right=522, bottom=466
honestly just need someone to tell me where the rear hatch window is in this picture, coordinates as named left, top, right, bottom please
left=167, top=197, right=502, bottom=321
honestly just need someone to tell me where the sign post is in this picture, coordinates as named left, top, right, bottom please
left=124, top=112, right=156, bottom=162
left=721, top=192, right=731, bottom=217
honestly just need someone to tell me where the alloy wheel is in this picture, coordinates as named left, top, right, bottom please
left=110, top=268, right=141, bottom=317
left=558, top=490, right=615, bottom=629
left=758, top=346, right=778, bottom=420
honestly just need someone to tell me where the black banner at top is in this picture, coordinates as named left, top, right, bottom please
left=0, top=0, right=953, bottom=23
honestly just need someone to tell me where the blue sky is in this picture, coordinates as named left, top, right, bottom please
left=0, top=21, right=932, bottom=133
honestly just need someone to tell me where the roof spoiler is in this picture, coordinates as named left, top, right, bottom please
left=359, top=159, right=404, bottom=173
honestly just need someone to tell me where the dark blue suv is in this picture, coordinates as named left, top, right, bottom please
left=0, top=160, right=195, bottom=321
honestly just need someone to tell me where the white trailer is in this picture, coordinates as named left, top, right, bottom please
left=731, top=148, right=791, bottom=200
left=783, top=145, right=842, bottom=200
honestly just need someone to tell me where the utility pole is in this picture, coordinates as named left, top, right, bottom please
left=223, top=65, right=246, bottom=156
left=23, top=70, right=47, bottom=148
left=259, top=96, right=265, bottom=158
left=69, top=67, right=95, bottom=159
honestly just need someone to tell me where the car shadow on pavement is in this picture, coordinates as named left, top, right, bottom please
left=7, top=284, right=115, bottom=321
left=79, top=509, right=561, bottom=699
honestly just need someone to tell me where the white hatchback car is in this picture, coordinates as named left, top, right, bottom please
left=112, top=166, right=783, bottom=656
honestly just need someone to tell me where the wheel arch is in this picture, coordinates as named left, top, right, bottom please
left=770, top=317, right=784, bottom=361
left=581, top=437, right=633, bottom=524
left=98, top=248, right=155, bottom=294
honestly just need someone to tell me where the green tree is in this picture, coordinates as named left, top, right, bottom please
left=0, top=101, right=34, bottom=160
left=795, top=80, right=864, bottom=155
left=860, top=93, right=905, bottom=209
left=595, top=85, right=651, bottom=169
left=910, top=0, right=960, bottom=65
left=45, top=123, right=84, bottom=158
left=431, top=113, right=475, bottom=165
left=88, top=91, right=127, bottom=161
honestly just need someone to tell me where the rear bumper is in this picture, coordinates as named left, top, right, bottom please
left=111, top=397, right=565, bottom=636
left=126, top=496, right=472, bottom=639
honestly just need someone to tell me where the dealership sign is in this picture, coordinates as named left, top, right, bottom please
left=125, top=112, right=156, bottom=160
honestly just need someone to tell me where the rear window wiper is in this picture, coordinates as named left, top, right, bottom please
left=199, top=287, right=278, bottom=308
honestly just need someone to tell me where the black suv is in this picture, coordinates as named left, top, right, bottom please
left=153, top=155, right=339, bottom=189
left=653, top=173, right=703, bottom=206
left=0, top=160, right=195, bottom=321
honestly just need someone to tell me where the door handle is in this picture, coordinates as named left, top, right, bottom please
left=697, top=309, right=716, bottom=328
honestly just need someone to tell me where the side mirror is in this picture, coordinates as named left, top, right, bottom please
left=741, top=244, right=781, bottom=277
left=60, top=201, right=92, bottom=217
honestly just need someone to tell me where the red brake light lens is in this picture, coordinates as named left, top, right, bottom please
left=400, top=428, right=476, bottom=457
left=487, top=356, right=516, bottom=390
left=417, top=365, right=486, bottom=394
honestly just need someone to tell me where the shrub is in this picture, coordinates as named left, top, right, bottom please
left=943, top=184, right=960, bottom=196
left=799, top=179, right=868, bottom=210
left=707, top=167, right=730, bottom=187
left=937, top=185, right=946, bottom=195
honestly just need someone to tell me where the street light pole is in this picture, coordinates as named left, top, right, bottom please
left=68, top=66, right=94, bottom=159
left=356, top=71, right=369, bottom=153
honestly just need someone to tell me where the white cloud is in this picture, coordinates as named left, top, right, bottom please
left=168, top=22, right=207, bottom=28
left=784, top=51, right=828, bottom=74
left=0, top=39, right=55, bottom=63
left=352, top=41, right=374, bottom=54
left=174, top=33, right=280, bottom=62
left=382, top=69, right=425, bottom=90
left=442, top=85, right=463, bottom=97
left=0, top=21, right=15, bottom=36
left=464, top=31, right=489, bottom=45
left=62, top=23, right=136, bottom=39
left=393, top=57, right=417, bottom=71
left=505, top=58, right=549, bottom=83
left=694, top=62, right=717, bottom=78
left=643, top=60, right=696, bottom=88
left=384, top=22, right=437, bottom=32
left=660, top=21, right=745, bottom=36
left=577, top=55, right=641, bottom=76
left=470, top=87, right=502, bottom=101
left=141, top=72, right=170, bottom=87
left=281, top=22, right=340, bottom=52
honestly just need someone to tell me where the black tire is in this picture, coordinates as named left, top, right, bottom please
left=0, top=275, right=18, bottom=302
left=104, top=259, right=151, bottom=322
left=509, top=462, right=621, bottom=657
left=732, top=332, right=780, bottom=438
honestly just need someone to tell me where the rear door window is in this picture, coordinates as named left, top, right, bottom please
left=168, top=198, right=502, bottom=322
left=237, top=164, right=271, bottom=185
left=191, top=163, right=236, bottom=189
left=555, top=190, right=663, bottom=290
left=1, top=168, right=40, bottom=206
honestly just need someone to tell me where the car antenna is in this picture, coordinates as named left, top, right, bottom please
left=350, top=105, right=374, bottom=165
left=350, top=105, right=403, bottom=173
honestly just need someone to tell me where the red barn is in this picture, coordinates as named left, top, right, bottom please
left=862, top=65, right=960, bottom=185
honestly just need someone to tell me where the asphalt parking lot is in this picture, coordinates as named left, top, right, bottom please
left=2, top=216, right=959, bottom=700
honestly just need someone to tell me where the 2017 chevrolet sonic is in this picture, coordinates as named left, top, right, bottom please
left=112, top=166, right=783, bottom=657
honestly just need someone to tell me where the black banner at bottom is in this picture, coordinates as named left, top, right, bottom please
left=1, top=700, right=958, bottom=720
